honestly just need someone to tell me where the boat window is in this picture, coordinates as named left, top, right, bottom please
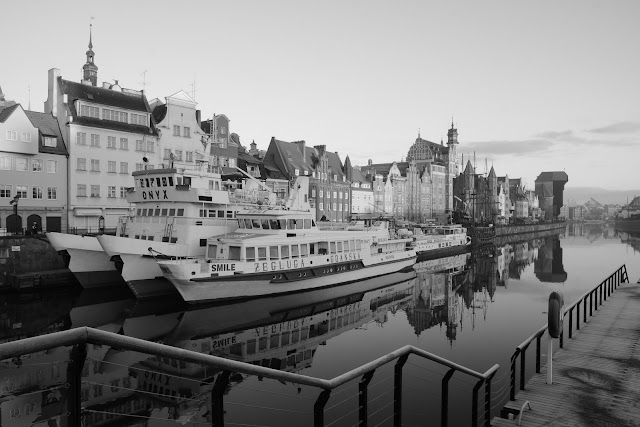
left=156, top=178, right=162, bottom=187
left=281, top=245, right=289, bottom=259
left=245, top=247, right=255, bottom=262
left=169, top=209, right=175, bottom=216
left=138, top=179, right=143, bottom=188
left=356, top=240, right=361, bottom=250
left=207, top=210, right=215, bottom=218
left=237, top=220, right=245, bottom=229
left=259, top=336, right=268, bottom=351
left=161, top=209, right=168, bottom=216
left=281, top=332, right=290, bottom=346
left=337, top=242, right=343, bottom=253
left=207, top=244, right=218, bottom=258
left=244, top=219, right=253, bottom=229
left=218, top=210, right=225, bottom=218
left=229, top=246, right=241, bottom=260
left=246, top=339, right=256, bottom=355
left=177, top=209, right=184, bottom=216
left=136, top=209, right=141, bottom=216
left=291, top=330, right=300, bottom=345
left=134, top=235, right=140, bottom=239
left=227, top=211, right=234, bottom=219
left=168, top=177, right=173, bottom=186
left=304, top=219, right=311, bottom=229
left=279, top=220, right=287, bottom=230
left=261, top=220, right=270, bottom=230
left=258, top=247, right=267, bottom=261
left=252, top=219, right=261, bottom=229
left=155, top=209, right=161, bottom=216
left=343, top=241, right=349, bottom=251
left=269, top=246, right=279, bottom=259
left=270, top=335, right=280, bottom=349
left=269, top=219, right=280, bottom=229
left=349, top=240, right=355, bottom=251
left=162, top=177, right=167, bottom=187
left=176, top=177, right=182, bottom=185
left=292, top=245, right=299, bottom=258
left=318, top=242, right=328, bottom=255
left=312, top=220, right=316, bottom=227
left=309, top=243, right=316, bottom=255
left=296, top=219, right=303, bottom=229
left=288, top=219, right=296, bottom=229
left=330, top=242, right=336, bottom=254
left=301, top=244, right=308, bottom=257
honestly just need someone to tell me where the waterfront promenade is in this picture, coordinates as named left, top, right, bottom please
left=493, top=281, right=640, bottom=426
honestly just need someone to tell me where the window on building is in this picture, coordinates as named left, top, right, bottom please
left=120, top=162, right=128, bottom=174
left=90, top=185, right=100, bottom=197
left=6, top=130, right=17, bottom=140
left=130, top=113, right=146, bottom=125
left=103, top=108, right=128, bottom=123
left=183, top=127, right=190, bottom=137
left=46, top=160, right=57, bottom=173
left=90, top=159, right=100, bottom=172
left=319, top=202, right=324, bottom=210
left=77, top=158, right=86, bottom=171
left=16, top=158, right=27, bottom=171
left=173, top=125, right=180, bottom=136
left=164, top=149, right=171, bottom=160
left=28, top=159, right=40, bottom=173
left=120, top=138, right=129, bottom=150
left=135, top=163, right=144, bottom=171
left=175, top=150, right=182, bottom=161
left=108, top=161, right=116, bottom=173
left=320, top=189, right=323, bottom=197
left=344, top=203, right=348, bottom=211
left=77, top=132, right=87, bottom=145
left=48, top=187, right=57, bottom=200
left=77, top=184, right=87, bottom=197
left=90, top=134, right=100, bottom=147
left=295, top=169, right=299, bottom=176
left=16, top=185, right=27, bottom=198
left=311, top=187, right=316, bottom=197
left=0, top=185, right=12, bottom=198
left=120, top=186, right=127, bottom=198
left=338, top=203, right=342, bottom=211
left=32, top=186, right=43, bottom=199
left=81, top=105, right=99, bottom=118
left=186, top=151, right=193, bottom=162
left=135, top=140, right=144, bottom=151
left=333, top=191, right=337, bottom=198
left=107, top=136, right=116, bottom=149
left=108, top=186, right=116, bottom=198
left=229, top=158, right=236, bottom=168
left=333, top=203, right=337, bottom=210
left=0, top=156, right=11, bottom=170
left=146, top=140, right=154, bottom=152
left=21, top=132, right=32, bottom=142
left=42, top=136, right=56, bottom=147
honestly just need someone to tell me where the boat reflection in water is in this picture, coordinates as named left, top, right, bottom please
left=0, top=234, right=564, bottom=426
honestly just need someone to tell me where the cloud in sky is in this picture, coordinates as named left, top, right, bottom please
left=462, top=139, right=555, bottom=156
left=535, top=130, right=573, bottom=139
left=587, top=121, right=640, bottom=134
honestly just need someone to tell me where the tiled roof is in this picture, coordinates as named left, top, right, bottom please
left=535, top=171, right=568, bottom=182
left=0, top=103, right=20, bottom=122
left=273, top=139, right=315, bottom=176
left=350, top=166, right=367, bottom=183
left=24, top=110, right=67, bottom=155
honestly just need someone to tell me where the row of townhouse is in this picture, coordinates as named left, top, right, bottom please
left=1, top=32, right=237, bottom=234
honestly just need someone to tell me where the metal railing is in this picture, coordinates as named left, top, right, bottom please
left=509, top=264, right=629, bottom=401
left=0, top=327, right=499, bottom=427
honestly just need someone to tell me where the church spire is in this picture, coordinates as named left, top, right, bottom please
left=83, top=19, right=98, bottom=86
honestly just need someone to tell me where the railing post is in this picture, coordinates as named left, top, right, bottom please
left=568, top=308, right=573, bottom=339
left=589, top=292, right=593, bottom=316
left=441, top=368, right=455, bottom=427
left=212, top=370, right=231, bottom=427
left=314, top=390, right=332, bottom=427
left=583, top=299, right=587, bottom=323
left=600, top=285, right=603, bottom=306
left=394, top=354, right=409, bottom=427
left=520, top=345, right=527, bottom=391
left=510, top=350, right=519, bottom=401
left=67, top=342, right=87, bottom=427
left=535, top=335, right=542, bottom=373
left=484, top=375, right=493, bottom=427
left=560, top=330, right=564, bottom=349
left=359, top=371, right=375, bottom=427
left=472, top=378, right=483, bottom=427
left=576, top=302, right=580, bottom=330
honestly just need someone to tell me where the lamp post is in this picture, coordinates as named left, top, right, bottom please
left=9, top=195, right=20, bottom=234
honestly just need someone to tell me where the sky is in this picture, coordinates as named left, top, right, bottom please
left=2, top=1, right=639, bottom=190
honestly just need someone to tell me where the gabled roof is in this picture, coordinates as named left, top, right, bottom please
left=24, top=110, right=67, bottom=155
left=0, top=103, right=20, bottom=122
left=350, top=166, right=367, bottom=184
left=272, top=139, right=315, bottom=176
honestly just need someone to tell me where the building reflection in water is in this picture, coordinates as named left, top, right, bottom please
left=0, top=230, right=567, bottom=426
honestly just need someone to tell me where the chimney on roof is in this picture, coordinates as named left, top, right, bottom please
left=102, top=82, right=110, bottom=89
left=45, top=68, right=60, bottom=116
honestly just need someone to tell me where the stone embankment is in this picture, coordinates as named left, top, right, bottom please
left=0, top=236, right=74, bottom=291
left=494, top=222, right=566, bottom=236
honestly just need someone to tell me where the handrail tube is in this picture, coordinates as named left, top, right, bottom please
left=408, top=346, right=491, bottom=380
left=0, top=328, right=87, bottom=360
left=516, top=325, right=547, bottom=352
left=441, top=368, right=456, bottom=427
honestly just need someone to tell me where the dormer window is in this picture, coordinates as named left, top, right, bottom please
left=43, top=137, right=56, bottom=147
left=295, top=169, right=299, bottom=176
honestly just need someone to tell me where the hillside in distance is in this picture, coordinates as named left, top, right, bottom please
left=563, top=187, right=640, bottom=205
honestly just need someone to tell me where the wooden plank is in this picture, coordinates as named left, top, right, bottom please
left=492, top=282, right=640, bottom=426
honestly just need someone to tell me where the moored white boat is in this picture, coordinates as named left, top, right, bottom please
left=406, top=224, right=471, bottom=259
left=158, top=177, right=417, bottom=303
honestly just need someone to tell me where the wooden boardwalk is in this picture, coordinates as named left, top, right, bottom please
left=492, top=282, right=640, bottom=427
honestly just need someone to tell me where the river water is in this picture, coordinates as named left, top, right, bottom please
left=1, top=223, right=639, bottom=426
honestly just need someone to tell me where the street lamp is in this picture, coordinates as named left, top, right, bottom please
left=9, top=194, right=20, bottom=234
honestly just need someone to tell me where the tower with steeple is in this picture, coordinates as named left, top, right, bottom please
left=82, top=23, right=98, bottom=86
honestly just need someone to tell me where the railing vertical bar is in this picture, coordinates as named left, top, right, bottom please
left=484, top=377, right=492, bottom=427
left=359, top=371, right=375, bottom=427
left=212, top=370, right=231, bottom=427
left=394, top=354, right=409, bottom=427
left=589, top=292, right=593, bottom=316
left=568, top=308, right=573, bottom=339
left=535, top=335, right=542, bottom=373
left=560, top=330, right=564, bottom=349
left=68, top=342, right=87, bottom=427
left=576, top=302, right=580, bottom=330
left=583, top=298, right=587, bottom=323
left=519, top=347, right=526, bottom=391
left=314, top=390, right=332, bottom=427
left=441, top=368, right=455, bottom=427
left=510, top=351, right=518, bottom=401
left=472, top=379, right=483, bottom=427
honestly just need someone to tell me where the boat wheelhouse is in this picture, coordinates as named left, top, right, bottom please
left=96, top=167, right=284, bottom=297
left=408, top=224, right=471, bottom=259
left=157, top=182, right=416, bottom=303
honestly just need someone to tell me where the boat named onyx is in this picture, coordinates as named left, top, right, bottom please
left=157, top=177, right=416, bottom=303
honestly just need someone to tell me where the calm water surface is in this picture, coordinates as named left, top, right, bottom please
left=1, top=224, right=639, bottom=426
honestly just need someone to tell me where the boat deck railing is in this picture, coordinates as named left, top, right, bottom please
left=508, top=264, right=630, bottom=401
left=0, top=327, right=499, bottom=427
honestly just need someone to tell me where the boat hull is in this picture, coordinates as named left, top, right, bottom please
left=416, top=243, right=470, bottom=261
left=46, top=232, right=124, bottom=288
left=164, top=256, right=417, bottom=304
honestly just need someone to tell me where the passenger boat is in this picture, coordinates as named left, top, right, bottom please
left=157, top=177, right=416, bottom=303
left=614, top=214, right=640, bottom=233
left=406, top=224, right=471, bottom=260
